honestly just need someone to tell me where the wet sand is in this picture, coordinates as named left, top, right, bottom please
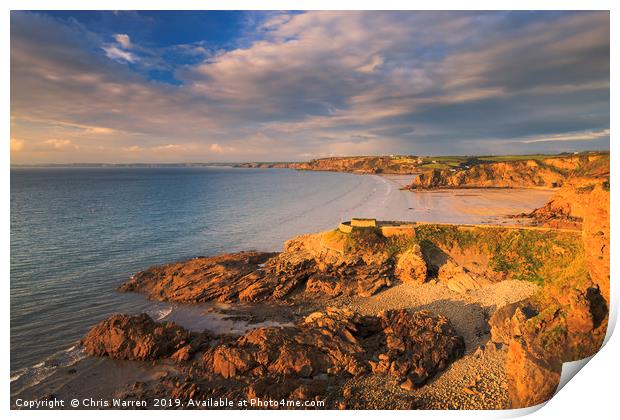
left=364, top=175, right=554, bottom=225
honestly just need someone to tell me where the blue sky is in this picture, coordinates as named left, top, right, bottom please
left=10, top=11, right=610, bottom=163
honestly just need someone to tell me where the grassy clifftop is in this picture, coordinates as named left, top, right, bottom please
left=408, top=152, right=608, bottom=189
left=322, top=222, right=586, bottom=289
left=413, top=224, right=586, bottom=287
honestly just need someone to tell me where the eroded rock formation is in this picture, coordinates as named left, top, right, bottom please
left=204, top=308, right=464, bottom=386
left=83, top=308, right=465, bottom=407
left=490, top=283, right=608, bottom=408
left=120, top=228, right=411, bottom=303
left=81, top=314, right=208, bottom=361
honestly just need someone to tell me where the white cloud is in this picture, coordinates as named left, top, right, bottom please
left=103, top=45, right=136, bottom=63
left=356, top=55, right=383, bottom=73
left=518, top=129, right=610, bottom=144
left=9, top=11, right=610, bottom=163
left=114, top=34, right=132, bottom=49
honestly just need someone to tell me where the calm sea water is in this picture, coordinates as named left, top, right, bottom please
left=10, top=167, right=388, bottom=377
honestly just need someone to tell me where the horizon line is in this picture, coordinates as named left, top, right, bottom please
left=9, top=150, right=610, bottom=167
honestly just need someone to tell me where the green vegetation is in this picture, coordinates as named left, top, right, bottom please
left=326, top=222, right=590, bottom=290
left=323, top=226, right=420, bottom=260
left=415, top=153, right=568, bottom=170
left=416, top=156, right=470, bottom=170
left=477, top=154, right=563, bottom=162
left=571, top=152, right=610, bottom=179
left=414, top=224, right=586, bottom=286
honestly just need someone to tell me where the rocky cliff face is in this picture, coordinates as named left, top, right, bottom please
left=295, top=156, right=422, bottom=174
left=408, top=153, right=607, bottom=189
left=519, top=154, right=609, bottom=303
left=486, top=154, right=611, bottom=408
left=489, top=281, right=607, bottom=408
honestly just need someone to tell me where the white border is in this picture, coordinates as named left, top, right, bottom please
left=3, top=1, right=616, bottom=419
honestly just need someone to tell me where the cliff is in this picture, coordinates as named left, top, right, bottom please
left=233, top=162, right=300, bottom=169
left=408, top=152, right=608, bottom=189
left=295, top=155, right=423, bottom=174
left=487, top=155, right=610, bottom=408
left=518, top=153, right=610, bottom=303
left=232, top=153, right=609, bottom=188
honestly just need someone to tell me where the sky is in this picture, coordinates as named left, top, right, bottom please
left=10, top=10, right=610, bottom=163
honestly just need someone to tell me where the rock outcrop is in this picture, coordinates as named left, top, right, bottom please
left=203, top=308, right=464, bottom=389
left=83, top=309, right=464, bottom=407
left=118, top=251, right=277, bottom=303
left=394, top=245, right=427, bottom=284
left=81, top=314, right=208, bottom=361
left=492, top=283, right=608, bottom=408
left=506, top=338, right=561, bottom=408
left=436, top=259, right=486, bottom=294
left=120, top=228, right=420, bottom=303
left=488, top=301, right=536, bottom=346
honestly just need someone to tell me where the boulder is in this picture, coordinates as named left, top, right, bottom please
left=489, top=301, right=536, bottom=346
left=82, top=314, right=201, bottom=361
left=506, top=339, right=561, bottom=408
left=437, top=259, right=483, bottom=293
left=395, top=245, right=427, bottom=284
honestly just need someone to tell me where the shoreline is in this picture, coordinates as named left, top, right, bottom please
left=9, top=171, right=570, bottom=408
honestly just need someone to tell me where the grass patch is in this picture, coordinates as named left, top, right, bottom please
left=414, top=224, right=586, bottom=286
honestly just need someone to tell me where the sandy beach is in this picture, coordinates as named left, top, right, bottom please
left=370, top=175, right=554, bottom=225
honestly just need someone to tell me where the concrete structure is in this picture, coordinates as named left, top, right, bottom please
left=338, top=219, right=416, bottom=237
left=380, top=224, right=416, bottom=237
left=350, top=218, right=378, bottom=228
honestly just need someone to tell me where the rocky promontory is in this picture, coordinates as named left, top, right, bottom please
left=77, top=206, right=608, bottom=410
left=119, top=219, right=586, bottom=306
left=294, top=156, right=423, bottom=174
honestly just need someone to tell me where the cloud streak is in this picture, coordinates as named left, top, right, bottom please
left=518, top=129, right=611, bottom=144
left=10, top=11, right=610, bottom=163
